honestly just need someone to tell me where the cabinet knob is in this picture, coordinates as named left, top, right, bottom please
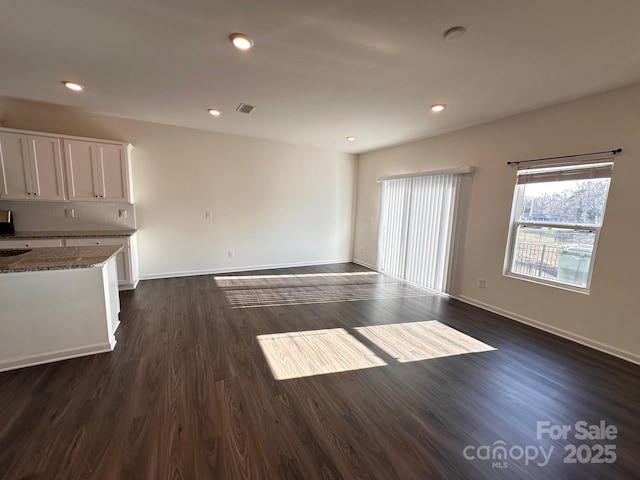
left=95, top=242, right=100, bottom=245
left=25, top=243, right=30, bottom=247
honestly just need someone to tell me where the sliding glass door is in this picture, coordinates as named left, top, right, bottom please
left=377, top=173, right=460, bottom=293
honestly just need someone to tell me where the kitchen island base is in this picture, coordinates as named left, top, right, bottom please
left=0, top=257, right=120, bottom=372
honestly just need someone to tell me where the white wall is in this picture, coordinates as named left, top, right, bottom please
left=354, top=83, right=640, bottom=362
left=0, top=97, right=357, bottom=278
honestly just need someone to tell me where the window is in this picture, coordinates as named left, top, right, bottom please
left=504, top=160, right=613, bottom=291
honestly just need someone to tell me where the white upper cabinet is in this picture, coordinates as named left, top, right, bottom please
left=0, top=132, right=65, bottom=201
left=0, top=128, right=132, bottom=203
left=64, top=140, right=131, bottom=203
left=29, top=136, right=66, bottom=200
left=0, top=132, right=31, bottom=199
left=97, top=143, right=129, bottom=202
left=64, top=140, right=100, bottom=201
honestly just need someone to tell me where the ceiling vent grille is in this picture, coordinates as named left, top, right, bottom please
left=236, top=103, right=255, bottom=114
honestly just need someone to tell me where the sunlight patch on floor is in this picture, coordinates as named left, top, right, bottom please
left=355, top=320, right=496, bottom=363
left=224, top=283, right=432, bottom=308
left=257, top=328, right=387, bottom=380
left=215, top=270, right=438, bottom=308
left=214, top=271, right=378, bottom=289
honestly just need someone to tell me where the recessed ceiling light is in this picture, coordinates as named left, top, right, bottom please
left=229, top=33, right=254, bottom=50
left=346, top=136, right=356, bottom=142
left=208, top=109, right=222, bottom=116
left=62, top=81, right=84, bottom=92
left=431, top=104, right=446, bottom=113
left=443, top=26, right=466, bottom=42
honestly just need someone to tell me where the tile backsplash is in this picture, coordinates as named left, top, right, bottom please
left=0, top=200, right=136, bottom=231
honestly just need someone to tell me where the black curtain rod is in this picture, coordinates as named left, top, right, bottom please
left=507, top=148, right=622, bottom=166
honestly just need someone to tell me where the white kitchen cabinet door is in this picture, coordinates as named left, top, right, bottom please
left=0, top=132, right=33, bottom=199
left=0, top=133, right=65, bottom=201
left=64, top=139, right=100, bottom=201
left=114, top=248, right=130, bottom=285
left=96, top=143, right=129, bottom=202
left=64, top=140, right=130, bottom=203
left=27, top=136, right=65, bottom=200
left=65, top=237, right=131, bottom=286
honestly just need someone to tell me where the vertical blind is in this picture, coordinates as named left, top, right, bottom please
left=378, top=177, right=412, bottom=279
left=377, top=173, right=460, bottom=293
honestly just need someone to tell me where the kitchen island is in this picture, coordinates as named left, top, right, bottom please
left=0, top=245, right=123, bottom=372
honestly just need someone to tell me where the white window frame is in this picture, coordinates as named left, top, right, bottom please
left=503, top=161, right=613, bottom=293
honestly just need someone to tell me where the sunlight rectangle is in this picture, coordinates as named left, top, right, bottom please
left=214, top=271, right=378, bottom=289
left=355, top=321, right=495, bottom=363
left=221, top=278, right=432, bottom=309
left=258, top=328, right=386, bottom=380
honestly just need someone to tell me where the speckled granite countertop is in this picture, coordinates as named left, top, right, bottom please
left=0, top=245, right=123, bottom=273
left=0, top=229, right=136, bottom=239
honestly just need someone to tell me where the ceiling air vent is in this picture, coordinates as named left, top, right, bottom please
left=236, top=103, right=255, bottom=114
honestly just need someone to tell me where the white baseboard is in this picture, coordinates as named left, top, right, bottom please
left=140, top=258, right=354, bottom=281
left=0, top=342, right=115, bottom=373
left=118, top=280, right=139, bottom=291
left=454, top=295, right=640, bottom=366
left=352, top=259, right=377, bottom=270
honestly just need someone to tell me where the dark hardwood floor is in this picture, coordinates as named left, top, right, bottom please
left=1, top=263, right=639, bottom=479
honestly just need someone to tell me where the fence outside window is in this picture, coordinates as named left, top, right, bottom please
left=512, top=242, right=560, bottom=280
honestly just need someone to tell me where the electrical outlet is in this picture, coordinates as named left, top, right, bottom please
left=366, top=215, right=374, bottom=222
left=64, top=208, right=75, bottom=218
left=478, top=278, right=486, bottom=288
left=206, top=211, right=213, bottom=219
left=228, top=250, right=235, bottom=259
left=118, top=209, right=127, bottom=218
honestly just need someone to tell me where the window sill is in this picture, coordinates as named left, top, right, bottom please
left=503, top=272, right=591, bottom=295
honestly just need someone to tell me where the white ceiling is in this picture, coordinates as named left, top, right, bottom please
left=2, top=0, right=640, bottom=154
